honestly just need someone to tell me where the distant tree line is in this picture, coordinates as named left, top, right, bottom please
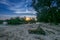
left=0, top=17, right=36, bottom=25
left=6, top=17, right=22, bottom=25
left=6, top=17, right=36, bottom=25
left=0, top=20, right=3, bottom=24
left=32, top=0, right=60, bottom=24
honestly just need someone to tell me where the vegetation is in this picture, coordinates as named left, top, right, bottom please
left=26, top=19, right=36, bottom=24
left=28, top=27, right=46, bottom=35
left=32, top=0, right=60, bottom=24
left=6, top=17, right=23, bottom=25
left=6, top=17, right=36, bottom=25
left=30, top=18, right=36, bottom=23
left=0, top=20, right=3, bottom=24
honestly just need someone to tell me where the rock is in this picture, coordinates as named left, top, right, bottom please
left=0, top=23, right=60, bottom=40
left=0, top=27, right=6, bottom=37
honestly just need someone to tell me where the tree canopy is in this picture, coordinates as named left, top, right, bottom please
left=32, top=0, right=60, bottom=24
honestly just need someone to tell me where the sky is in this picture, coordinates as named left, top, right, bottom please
left=0, top=0, right=36, bottom=16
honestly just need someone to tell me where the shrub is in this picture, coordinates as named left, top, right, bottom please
left=7, top=17, right=22, bottom=25
left=0, top=20, right=3, bottom=24
left=28, top=27, right=46, bottom=35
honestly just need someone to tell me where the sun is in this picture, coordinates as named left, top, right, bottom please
left=25, top=17, right=31, bottom=21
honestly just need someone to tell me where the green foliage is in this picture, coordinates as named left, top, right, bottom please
left=28, top=27, right=46, bottom=35
left=30, top=19, right=36, bottom=23
left=21, top=18, right=36, bottom=24
left=6, top=17, right=36, bottom=25
left=0, top=20, right=3, bottom=24
left=6, top=17, right=22, bottom=25
left=32, top=0, right=60, bottom=24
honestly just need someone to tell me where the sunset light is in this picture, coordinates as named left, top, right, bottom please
left=25, top=17, right=31, bottom=21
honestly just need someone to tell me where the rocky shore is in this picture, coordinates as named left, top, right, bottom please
left=0, top=23, right=60, bottom=40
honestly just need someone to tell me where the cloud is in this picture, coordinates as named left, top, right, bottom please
left=0, top=0, right=36, bottom=15
left=0, top=0, right=12, bottom=7
left=14, top=10, right=36, bottom=14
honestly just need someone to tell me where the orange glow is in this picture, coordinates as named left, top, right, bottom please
left=25, top=17, right=31, bottom=21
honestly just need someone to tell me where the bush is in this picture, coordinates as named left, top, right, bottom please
left=6, top=17, right=36, bottom=25
left=28, top=27, right=46, bottom=35
left=32, top=0, right=60, bottom=24
left=6, top=17, right=22, bottom=25
left=0, top=20, right=3, bottom=24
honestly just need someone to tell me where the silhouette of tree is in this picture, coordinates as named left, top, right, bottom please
left=32, top=0, right=60, bottom=24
